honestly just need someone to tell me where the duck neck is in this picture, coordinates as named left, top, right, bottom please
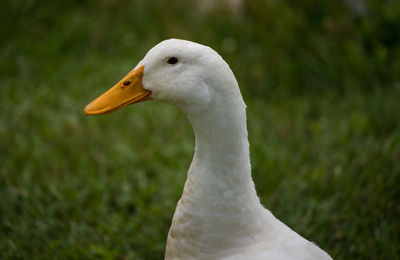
left=183, top=101, right=263, bottom=214
left=187, top=103, right=254, bottom=189
left=166, top=100, right=267, bottom=256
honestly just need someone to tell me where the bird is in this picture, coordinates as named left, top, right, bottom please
left=84, top=39, right=333, bottom=260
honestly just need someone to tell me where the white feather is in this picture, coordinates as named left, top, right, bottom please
left=138, top=39, right=332, bottom=260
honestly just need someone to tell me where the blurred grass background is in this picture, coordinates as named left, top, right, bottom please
left=1, top=0, right=400, bottom=259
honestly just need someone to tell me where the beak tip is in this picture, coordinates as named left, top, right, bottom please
left=83, top=104, right=93, bottom=115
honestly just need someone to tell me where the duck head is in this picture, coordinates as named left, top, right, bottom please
left=84, top=39, right=243, bottom=116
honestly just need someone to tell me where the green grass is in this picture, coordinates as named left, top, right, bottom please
left=1, top=0, right=400, bottom=259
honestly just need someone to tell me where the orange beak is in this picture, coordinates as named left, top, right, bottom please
left=84, top=65, right=152, bottom=115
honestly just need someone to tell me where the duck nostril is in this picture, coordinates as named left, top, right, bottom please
left=123, top=80, right=131, bottom=86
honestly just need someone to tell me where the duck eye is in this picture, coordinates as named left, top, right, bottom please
left=123, top=80, right=131, bottom=86
left=167, top=57, right=178, bottom=65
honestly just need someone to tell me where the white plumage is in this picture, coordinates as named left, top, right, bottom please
left=86, top=39, right=333, bottom=260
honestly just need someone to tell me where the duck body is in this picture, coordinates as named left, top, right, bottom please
left=85, top=39, right=332, bottom=260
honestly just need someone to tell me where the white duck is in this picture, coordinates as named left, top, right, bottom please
left=84, top=39, right=332, bottom=260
